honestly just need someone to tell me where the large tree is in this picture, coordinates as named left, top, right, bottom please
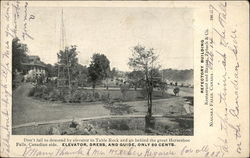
left=12, top=38, right=28, bottom=73
left=128, top=44, right=160, bottom=117
left=88, top=53, right=110, bottom=89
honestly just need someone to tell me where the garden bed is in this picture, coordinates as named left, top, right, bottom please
left=28, top=83, right=173, bottom=103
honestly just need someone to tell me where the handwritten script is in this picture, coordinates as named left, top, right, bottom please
left=209, top=1, right=242, bottom=156
left=1, top=2, right=11, bottom=157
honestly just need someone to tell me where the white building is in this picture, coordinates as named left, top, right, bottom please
left=22, top=56, right=47, bottom=81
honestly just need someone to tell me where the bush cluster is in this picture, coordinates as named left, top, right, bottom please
left=29, top=84, right=110, bottom=103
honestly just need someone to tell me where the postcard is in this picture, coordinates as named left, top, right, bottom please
left=1, top=0, right=249, bottom=157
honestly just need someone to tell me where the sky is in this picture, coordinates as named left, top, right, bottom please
left=17, top=7, right=193, bottom=71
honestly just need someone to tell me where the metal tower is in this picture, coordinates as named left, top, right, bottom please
left=57, top=9, right=71, bottom=89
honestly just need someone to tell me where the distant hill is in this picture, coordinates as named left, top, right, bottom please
left=161, top=69, right=193, bottom=84
left=114, top=68, right=193, bottom=85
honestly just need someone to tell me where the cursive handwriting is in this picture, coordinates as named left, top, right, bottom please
left=210, top=1, right=242, bottom=156
left=22, top=2, right=35, bottom=40
left=1, top=2, right=12, bottom=157
left=22, top=146, right=176, bottom=157
left=180, top=145, right=224, bottom=157
left=12, top=0, right=21, bottom=38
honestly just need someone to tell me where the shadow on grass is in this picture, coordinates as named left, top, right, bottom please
left=103, top=103, right=138, bottom=115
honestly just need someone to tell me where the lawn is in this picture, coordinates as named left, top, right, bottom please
left=13, top=83, right=193, bottom=135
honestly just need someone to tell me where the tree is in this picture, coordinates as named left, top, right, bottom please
left=110, top=67, right=118, bottom=80
left=88, top=53, right=110, bottom=89
left=149, top=68, right=162, bottom=86
left=76, top=64, right=88, bottom=87
left=127, top=70, right=144, bottom=90
left=12, top=38, right=29, bottom=89
left=46, top=64, right=57, bottom=77
left=120, top=82, right=130, bottom=101
left=173, top=87, right=180, bottom=96
left=159, top=82, right=168, bottom=96
left=128, top=44, right=160, bottom=117
left=57, top=45, right=79, bottom=88
left=12, top=38, right=28, bottom=75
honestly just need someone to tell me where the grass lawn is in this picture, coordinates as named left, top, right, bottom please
left=13, top=83, right=193, bottom=135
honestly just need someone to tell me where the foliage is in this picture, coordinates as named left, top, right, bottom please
left=57, top=45, right=78, bottom=67
left=57, top=45, right=79, bottom=84
left=70, top=90, right=82, bottom=103
left=12, top=38, right=28, bottom=73
left=12, top=38, right=28, bottom=89
left=101, top=93, right=110, bottom=103
left=36, top=74, right=46, bottom=86
left=127, top=70, right=144, bottom=90
left=110, top=67, right=118, bottom=79
left=120, top=83, right=130, bottom=100
left=159, top=82, right=168, bottom=96
left=173, top=87, right=180, bottom=96
left=48, top=89, right=60, bottom=101
left=68, top=90, right=100, bottom=103
left=148, top=68, right=162, bottom=87
left=29, top=81, right=105, bottom=103
left=88, top=53, right=111, bottom=89
left=76, top=64, right=88, bottom=87
left=128, top=44, right=160, bottom=116
left=28, top=85, right=47, bottom=98
left=128, top=45, right=159, bottom=72
left=46, top=64, right=57, bottom=77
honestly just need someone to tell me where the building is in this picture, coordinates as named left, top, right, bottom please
left=22, top=56, right=47, bottom=81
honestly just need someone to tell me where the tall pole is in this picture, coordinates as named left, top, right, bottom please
left=162, top=69, right=164, bottom=82
left=60, top=9, right=66, bottom=50
left=62, top=9, right=70, bottom=88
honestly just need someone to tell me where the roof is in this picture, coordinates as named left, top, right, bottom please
left=28, top=56, right=40, bottom=60
left=22, top=55, right=46, bottom=68
left=22, top=60, right=47, bottom=68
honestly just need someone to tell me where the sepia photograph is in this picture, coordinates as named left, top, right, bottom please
left=2, top=1, right=249, bottom=157
left=12, top=7, right=194, bottom=135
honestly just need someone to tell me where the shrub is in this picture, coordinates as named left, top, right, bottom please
left=80, top=92, right=87, bottom=102
left=70, top=90, right=82, bottom=103
left=173, top=87, right=180, bottom=96
left=49, top=89, right=60, bottom=101
left=28, top=87, right=36, bottom=96
left=62, top=94, right=71, bottom=103
left=29, top=84, right=115, bottom=103
left=101, top=93, right=110, bottom=102
left=58, top=88, right=71, bottom=102
left=30, top=86, right=46, bottom=98
left=86, top=92, right=94, bottom=102
left=94, top=92, right=100, bottom=100
left=120, top=83, right=130, bottom=100
left=43, top=93, right=50, bottom=100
